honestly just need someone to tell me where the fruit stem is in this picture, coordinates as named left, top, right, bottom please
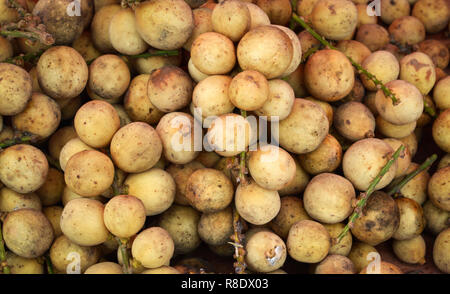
left=302, top=46, right=319, bottom=62
left=4, top=49, right=45, bottom=66
left=229, top=207, right=247, bottom=274
left=45, top=254, right=54, bottom=274
left=291, top=13, right=399, bottom=105
left=227, top=109, right=249, bottom=274
left=0, top=132, right=36, bottom=149
left=121, top=0, right=142, bottom=9
left=336, top=145, right=405, bottom=242
left=116, top=237, right=132, bottom=274
left=238, top=109, right=248, bottom=185
left=0, top=223, right=11, bottom=274
left=387, top=154, right=438, bottom=197
left=423, top=99, right=436, bottom=117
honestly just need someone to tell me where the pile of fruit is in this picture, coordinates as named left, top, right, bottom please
left=0, top=0, right=448, bottom=274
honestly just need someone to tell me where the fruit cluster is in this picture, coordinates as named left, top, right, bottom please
left=0, top=0, right=448, bottom=275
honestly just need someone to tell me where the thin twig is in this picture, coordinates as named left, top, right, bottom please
left=116, top=237, right=132, bottom=274
left=291, top=13, right=399, bottom=105
left=302, top=46, right=320, bottom=62
left=387, top=154, right=438, bottom=197
left=229, top=207, right=247, bottom=274
left=337, top=145, right=405, bottom=242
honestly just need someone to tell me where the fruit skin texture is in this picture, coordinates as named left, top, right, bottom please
left=191, top=32, right=236, bottom=75
left=237, top=25, right=293, bottom=79
left=311, top=0, right=358, bottom=41
left=3, top=208, right=54, bottom=258
left=304, top=49, right=355, bottom=102
left=60, top=198, right=109, bottom=247
left=314, top=255, right=355, bottom=274
left=12, top=93, right=61, bottom=140
left=110, top=122, right=162, bottom=173
left=342, top=138, right=397, bottom=191
left=433, top=109, right=450, bottom=153
left=131, top=227, right=175, bottom=269
left=351, top=191, right=400, bottom=246
left=248, top=144, right=296, bottom=191
left=433, top=228, right=450, bottom=273
left=37, top=46, right=88, bottom=100
left=278, top=98, right=329, bottom=154
left=287, top=220, right=331, bottom=263
left=0, top=63, right=32, bottom=116
left=211, top=0, right=250, bottom=42
left=134, top=0, right=194, bottom=50
left=185, top=168, right=234, bottom=213
left=428, top=166, right=450, bottom=212
left=245, top=231, right=287, bottom=273
left=235, top=180, right=281, bottom=225
left=147, top=66, right=193, bottom=113
left=228, top=70, right=269, bottom=111
left=32, top=0, right=84, bottom=45
left=0, top=144, right=49, bottom=194
left=103, top=195, right=146, bottom=238
left=64, top=150, right=115, bottom=197
left=303, top=173, right=356, bottom=224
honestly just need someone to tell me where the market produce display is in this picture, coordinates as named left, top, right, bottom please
left=0, top=0, right=448, bottom=275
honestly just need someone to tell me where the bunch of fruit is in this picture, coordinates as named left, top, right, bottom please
left=0, top=0, right=448, bottom=275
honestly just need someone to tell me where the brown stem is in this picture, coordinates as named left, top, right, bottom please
left=229, top=207, right=247, bottom=274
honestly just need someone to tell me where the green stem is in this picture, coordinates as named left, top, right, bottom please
left=423, top=99, right=436, bottom=117
left=4, top=50, right=45, bottom=65
left=239, top=110, right=247, bottom=185
left=0, top=223, right=10, bottom=274
left=1, top=29, right=40, bottom=41
left=387, top=154, right=438, bottom=196
left=337, top=145, right=405, bottom=242
left=302, top=46, right=320, bottom=62
left=0, top=134, right=35, bottom=149
left=291, top=13, right=399, bottom=105
left=45, top=255, right=54, bottom=274
left=116, top=237, right=132, bottom=274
